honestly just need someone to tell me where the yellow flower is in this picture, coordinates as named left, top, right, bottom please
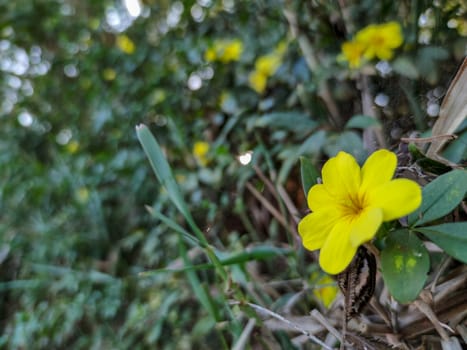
left=248, top=70, right=268, bottom=94
left=65, top=140, right=80, bottom=154
left=204, top=47, right=217, bottom=62
left=248, top=42, right=287, bottom=93
left=219, top=39, right=243, bottom=63
left=255, top=53, right=282, bottom=76
left=193, top=141, right=210, bottom=166
left=75, top=186, right=90, bottom=204
left=311, top=273, right=339, bottom=308
left=204, top=39, right=243, bottom=63
left=102, top=68, right=117, bottom=81
left=298, top=150, right=421, bottom=274
left=116, top=34, right=136, bottom=54
left=274, top=40, right=288, bottom=56
left=356, top=21, right=403, bottom=60
left=339, top=40, right=366, bottom=68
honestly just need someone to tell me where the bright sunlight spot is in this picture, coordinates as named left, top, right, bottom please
left=238, top=151, right=252, bottom=165
left=124, top=0, right=142, bottom=18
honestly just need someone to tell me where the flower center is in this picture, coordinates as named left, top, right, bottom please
left=371, top=35, right=385, bottom=47
left=342, top=193, right=364, bottom=217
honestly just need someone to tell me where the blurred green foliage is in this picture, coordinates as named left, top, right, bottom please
left=0, top=0, right=466, bottom=348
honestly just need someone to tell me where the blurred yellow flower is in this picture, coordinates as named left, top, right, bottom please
left=298, top=150, right=421, bottom=274
left=248, top=70, right=268, bottom=94
left=75, top=186, right=90, bottom=204
left=116, top=34, right=135, bottom=55
left=204, top=47, right=217, bottom=62
left=311, top=273, right=339, bottom=308
left=274, top=40, right=288, bottom=56
left=339, top=40, right=366, bottom=69
left=356, top=21, right=403, bottom=60
left=193, top=141, right=210, bottom=166
left=339, top=22, right=403, bottom=68
left=248, top=41, right=287, bottom=94
left=255, top=54, right=282, bottom=76
left=89, top=18, right=100, bottom=30
left=102, top=68, right=117, bottom=81
left=204, top=39, right=243, bottom=63
left=66, top=140, right=80, bottom=154
left=219, top=39, right=243, bottom=63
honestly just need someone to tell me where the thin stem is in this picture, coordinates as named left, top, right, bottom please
left=245, top=181, right=297, bottom=235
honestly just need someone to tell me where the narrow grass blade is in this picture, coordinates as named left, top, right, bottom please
left=145, top=205, right=202, bottom=248
left=136, top=124, right=228, bottom=279
left=136, top=124, right=191, bottom=222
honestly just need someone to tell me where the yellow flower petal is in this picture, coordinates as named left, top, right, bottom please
left=298, top=210, right=339, bottom=251
left=322, top=152, right=361, bottom=198
left=193, top=141, right=210, bottom=166
left=116, top=34, right=135, bottom=55
left=381, top=22, right=404, bottom=48
left=248, top=70, right=268, bottom=93
left=204, top=47, right=216, bottom=62
left=368, top=47, right=393, bottom=61
left=219, top=39, right=243, bottom=63
left=368, top=179, right=422, bottom=221
left=307, top=184, right=335, bottom=212
left=349, top=206, right=383, bottom=247
left=255, top=54, right=282, bottom=76
left=312, top=273, right=339, bottom=308
left=340, top=40, right=366, bottom=68
left=320, top=220, right=357, bottom=274
left=356, top=21, right=403, bottom=61
left=360, top=149, right=396, bottom=194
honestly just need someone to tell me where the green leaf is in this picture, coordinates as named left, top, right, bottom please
left=324, top=131, right=366, bottom=163
left=442, top=126, right=467, bottom=164
left=408, top=169, right=467, bottom=226
left=415, top=222, right=467, bottom=263
left=344, top=114, right=381, bottom=129
left=216, top=245, right=292, bottom=266
left=392, top=56, right=419, bottom=79
left=139, top=245, right=292, bottom=276
left=416, top=46, right=450, bottom=84
left=136, top=124, right=228, bottom=282
left=381, top=230, right=430, bottom=303
left=300, top=156, right=319, bottom=196
left=178, top=240, right=219, bottom=321
left=277, top=130, right=326, bottom=184
left=136, top=124, right=189, bottom=220
left=146, top=205, right=202, bottom=248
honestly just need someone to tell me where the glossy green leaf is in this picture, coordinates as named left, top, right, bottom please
left=415, top=222, right=467, bottom=263
left=408, top=169, right=467, bottom=226
left=300, top=156, right=320, bottom=196
left=345, top=114, right=381, bottom=129
left=381, top=230, right=430, bottom=303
